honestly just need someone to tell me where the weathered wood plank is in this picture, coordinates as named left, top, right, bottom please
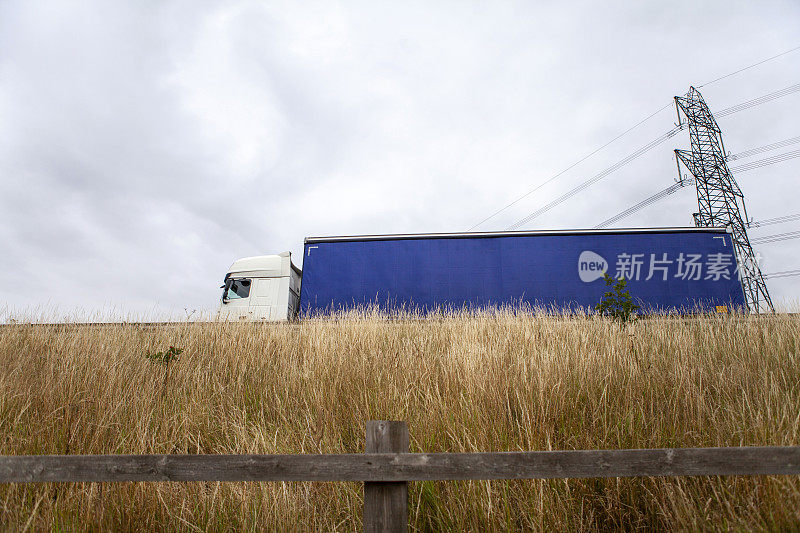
left=395, top=446, right=800, bottom=480
left=364, top=421, right=409, bottom=533
left=0, top=446, right=798, bottom=483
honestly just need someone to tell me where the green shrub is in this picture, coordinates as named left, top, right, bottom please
left=595, top=273, right=639, bottom=322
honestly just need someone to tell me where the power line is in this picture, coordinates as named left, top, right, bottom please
left=749, top=213, right=800, bottom=228
left=750, top=230, right=800, bottom=245
left=763, top=268, right=800, bottom=280
left=595, top=179, right=692, bottom=228
left=727, top=135, right=800, bottom=161
left=507, top=83, right=800, bottom=231
left=506, top=126, right=683, bottom=230
left=470, top=45, right=800, bottom=231
left=698, top=45, right=800, bottom=87
left=716, top=83, right=800, bottom=117
left=595, top=136, right=800, bottom=229
left=467, top=102, right=674, bottom=231
left=595, top=161, right=799, bottom=231
left=730, top=149, right=800, bottom=173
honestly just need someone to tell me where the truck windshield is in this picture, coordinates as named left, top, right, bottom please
left=223, top=278, right=251, bottom=300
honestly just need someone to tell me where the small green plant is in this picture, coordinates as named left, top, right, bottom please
left=146, top=345, right=183, bottom=365
left=595, top=273, right=640, bottom=322
left=146, top=346, right=183, bottom=398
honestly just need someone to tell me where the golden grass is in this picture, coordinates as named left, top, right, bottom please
left=0, top=310, right=799, bottom=531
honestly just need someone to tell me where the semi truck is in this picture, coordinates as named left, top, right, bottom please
left=217, top=252, right=302, bottom=322
left=217, top=228, right=746, bottom=321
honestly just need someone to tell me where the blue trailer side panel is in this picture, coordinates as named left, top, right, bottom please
left=300, top=230, right=746, bottom=314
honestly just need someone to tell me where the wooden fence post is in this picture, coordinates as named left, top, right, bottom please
left=364, top=421, right=408, bottom=532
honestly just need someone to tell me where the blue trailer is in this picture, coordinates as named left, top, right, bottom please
left=299, top=228, right=746, bottom=315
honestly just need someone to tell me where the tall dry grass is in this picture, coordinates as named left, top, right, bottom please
left=0, top=310, right=799, bottom=531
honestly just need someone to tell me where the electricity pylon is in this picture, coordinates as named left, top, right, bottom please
left=674, top=86, right=774, bottom=313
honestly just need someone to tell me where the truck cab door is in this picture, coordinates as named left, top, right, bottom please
left=219, top=278, right=254, bottom=321
left=251, top=278, right=284, bottom=320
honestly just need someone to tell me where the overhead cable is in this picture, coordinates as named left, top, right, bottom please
left=506, top=126, right=683, bottom=230
left=716, top=83, right=800, bottom=117
left=750, top=230, right=800, bottom=245
left=467, top=102, right=674, bottom=230
left=763, top=268, right=800, bottom=280
left=595, top=179, right=692, bottom=228
left=699, top=45, right=800, bottom=87
left=727, top=135, right=800, bottom=161
left=749, top=213, right=800, bottom=228
left=508, top=84, right=798, bottom=231
left=730, top=149, right=800, bottom=173
left=476, top=82, right=799, bottom=233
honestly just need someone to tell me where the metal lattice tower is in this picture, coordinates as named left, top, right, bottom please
left=674, top=86, right=774, bottom=313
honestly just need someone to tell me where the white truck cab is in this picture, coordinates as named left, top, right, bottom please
left=217, top=252, right=301, bottom=322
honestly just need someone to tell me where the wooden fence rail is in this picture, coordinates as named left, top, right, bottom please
left=1, top=421, right=799, bottom=532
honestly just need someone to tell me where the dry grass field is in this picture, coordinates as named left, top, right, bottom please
left=0, top=310, right=799, bottom=531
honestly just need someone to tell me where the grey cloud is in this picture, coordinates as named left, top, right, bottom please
left=1, top=0, right=799, bottom=318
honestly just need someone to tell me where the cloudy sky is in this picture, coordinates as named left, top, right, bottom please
left=1, top=1, right=799, bottom=319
